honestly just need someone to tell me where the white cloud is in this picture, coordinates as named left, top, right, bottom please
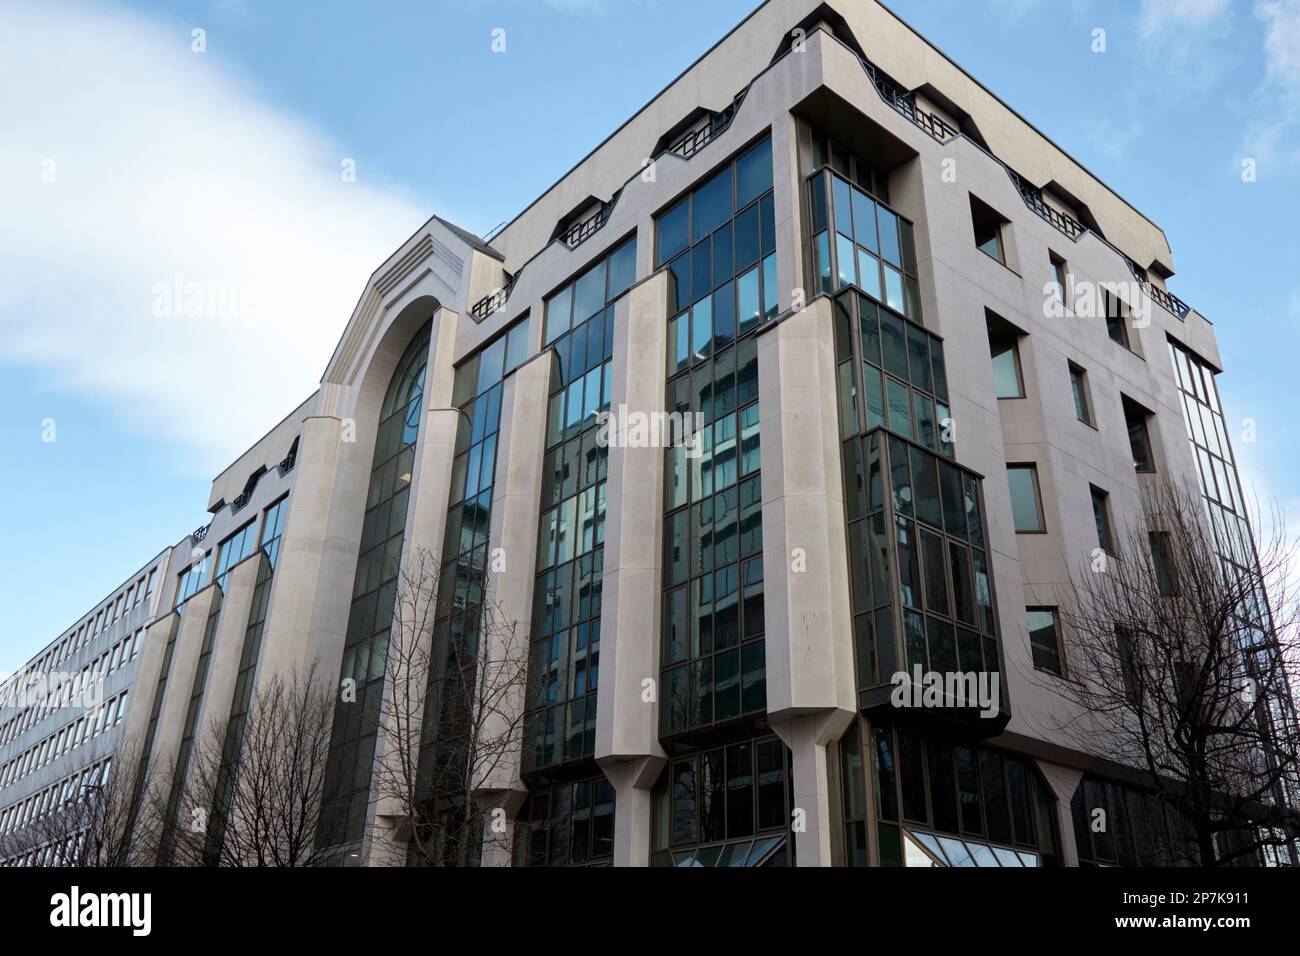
left=1257, top=0, right=1300, bottom=95
left=0, top=0, right=431, bottom=474
left=1139, top=0, right=1232, bottom=38
left=1131, top=0, right=1236, bottom=91
left=1241, top=0, right=1300, bottom=172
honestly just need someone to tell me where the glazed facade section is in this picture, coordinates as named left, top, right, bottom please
left=659, top=138, right=775, bottom=744
left=4, top=0, right=1295, bottom=868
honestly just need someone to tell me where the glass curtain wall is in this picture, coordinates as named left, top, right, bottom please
left=658, top=137, right=775, bottom=742
left=523, top=238, right=633, bottom=777
left=410, top=317, right=529, bottom=864
left=318, top=323, right=431, bottom=851
left=650, top=135, right=793, bottom=866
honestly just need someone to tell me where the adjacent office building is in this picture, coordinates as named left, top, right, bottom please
left=0, top=551, right=169, bottom=862
left=2, top=0, right=1294, bottom=867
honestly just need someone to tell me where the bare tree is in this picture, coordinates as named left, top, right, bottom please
left=167, top=666, right=334, bottom=867
left=371, top=546, right=528, bottom=867
left=1042, top=479, right=1300, bottom=866
left=0, top=738, right=159, bottom=867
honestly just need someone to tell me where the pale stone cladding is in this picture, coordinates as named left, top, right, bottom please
left=5, top=0, right=1257, bottom=869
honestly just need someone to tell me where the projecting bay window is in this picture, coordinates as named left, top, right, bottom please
left=809, top=127, right=891, bottom=202
left=832, top=291, right=951, bottom=457
left=808, top=166, right=921, bottom=321
left=830, top=290, right=1004, bottom=727
left=841, top=720, right=1060, bottom=867
left=842, top=433, right=1004, bottom=721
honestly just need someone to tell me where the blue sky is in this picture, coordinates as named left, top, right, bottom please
left=2, top=0, right=1298, bottom=671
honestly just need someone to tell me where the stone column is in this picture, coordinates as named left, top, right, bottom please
left=253, top=386, right=350, bottom=689
left=119, top=613, right=179, bottom=752
left=476, top=789, right=529, bottom=868
left=604, top=756, right=664, bottom=867
left=772, top=711, right=851, bottom=867
left=771, top=111, right=803, bottom=316
left=1036, top=760, right=1083, bottom=866
left=595, top=272, right=670, bottom=866
left=757, top=297, right=857, bottom=866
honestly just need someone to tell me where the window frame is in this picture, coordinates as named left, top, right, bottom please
left=1103, top=289, right=1138, bottom=354
left=1049, top=253, right=1069, bottom=307
left=1068, top=362, right=1093, bottom=427
left=1026, top=606, right=1066, bottom=678
left=1006, top=464, right=1047, bottom=534
left=988, top=327, right=1026, bottom=400
left=1122, top=396, right=1157, bottom=474
left=1090, top=485, right=1117, bottom=557
left=1149, top=531, right=1177, bottom=596
left=970, top=195, right=1008, bottom=267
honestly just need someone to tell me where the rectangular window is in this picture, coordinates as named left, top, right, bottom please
left=1069, top=363, right=1092, bottom=425
left=1122, top=396, right=1155, bottom=473
left=970, top=195, right=1007, bottom=265
left=1115, top=626, right=1139, bottom=702
left=1149, top=532, right=1176, bottom=595
left=1091, top=486, right=1116, bottom=555
left=987, top=314, right=1024, bottom=399
left=1050, top=254, right=1068, bottom=304
left=1006, top=465, right=1045, bottom=533
left=1027, top=608, right=1064, bottom=676
left=1104, top=290, right=1131, bottom=349
left=807, top=150, right=919, bottom=320
left=545, top=236, right=635, bottom=346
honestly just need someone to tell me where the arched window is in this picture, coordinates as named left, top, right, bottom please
left=319, top=321, right=431, bottom=852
